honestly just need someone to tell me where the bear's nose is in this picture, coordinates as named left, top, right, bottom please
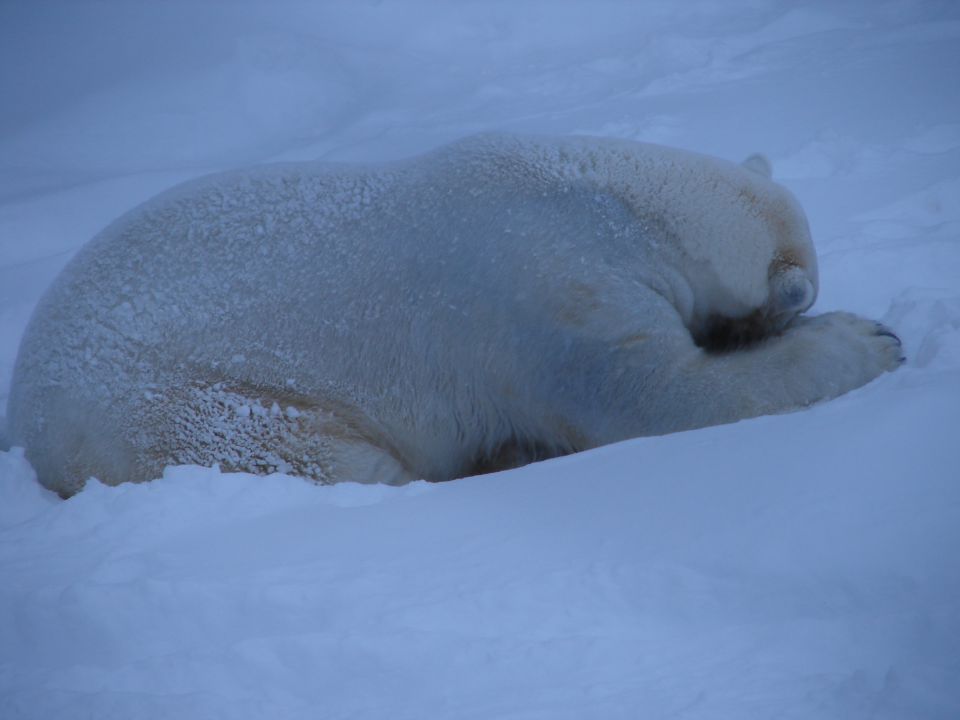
left=770, top=266, right=815, bottom=315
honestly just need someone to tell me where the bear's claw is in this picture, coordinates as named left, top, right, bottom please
left=874, top=326, right=902, bottom=346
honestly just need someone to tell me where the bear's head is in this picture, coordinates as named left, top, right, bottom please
left=611, top=143, right=819, bottom=350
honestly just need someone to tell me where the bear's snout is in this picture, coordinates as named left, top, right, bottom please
left=769, top=265, right=815, bottom=317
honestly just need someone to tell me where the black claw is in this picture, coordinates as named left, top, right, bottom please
left=876, top=328, right=902, bottom=346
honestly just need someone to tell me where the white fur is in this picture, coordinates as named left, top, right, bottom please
left=7, top=134, right=901, bottom=496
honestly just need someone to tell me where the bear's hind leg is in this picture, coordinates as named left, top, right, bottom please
left=136, top=380, right=416, bottom=486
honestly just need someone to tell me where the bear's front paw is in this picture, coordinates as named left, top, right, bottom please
left=788, top=311, right=905, bottom=385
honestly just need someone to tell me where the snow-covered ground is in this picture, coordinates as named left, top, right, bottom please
left=1, top=2, right=959, bottom=718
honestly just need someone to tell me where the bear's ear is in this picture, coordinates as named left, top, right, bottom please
left=742, top=153, right=773, bottom=179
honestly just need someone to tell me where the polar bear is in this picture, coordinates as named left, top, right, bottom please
left=8, top=133, right=902, bottom=497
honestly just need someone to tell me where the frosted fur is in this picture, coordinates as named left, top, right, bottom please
left=7, top=134, right=902, bottom=496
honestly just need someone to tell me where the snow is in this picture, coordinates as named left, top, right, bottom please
left=1, top=1, right=959, bottom=718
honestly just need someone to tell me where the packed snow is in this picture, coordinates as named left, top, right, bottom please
left=1, top=2, right=958, bottom=718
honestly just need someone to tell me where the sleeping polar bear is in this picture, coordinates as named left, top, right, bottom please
left=8, top=133, right=902, bottom=496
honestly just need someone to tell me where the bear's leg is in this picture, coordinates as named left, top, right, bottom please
left=591, top=311, right=903, bottom=441
left=134, top=380, right=416, bottom=487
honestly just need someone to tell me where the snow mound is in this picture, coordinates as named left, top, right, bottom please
left=1, top=372, right=958, bottom=718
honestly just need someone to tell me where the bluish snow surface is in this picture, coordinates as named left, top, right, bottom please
left=1, top=2, right=959, bottom=718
